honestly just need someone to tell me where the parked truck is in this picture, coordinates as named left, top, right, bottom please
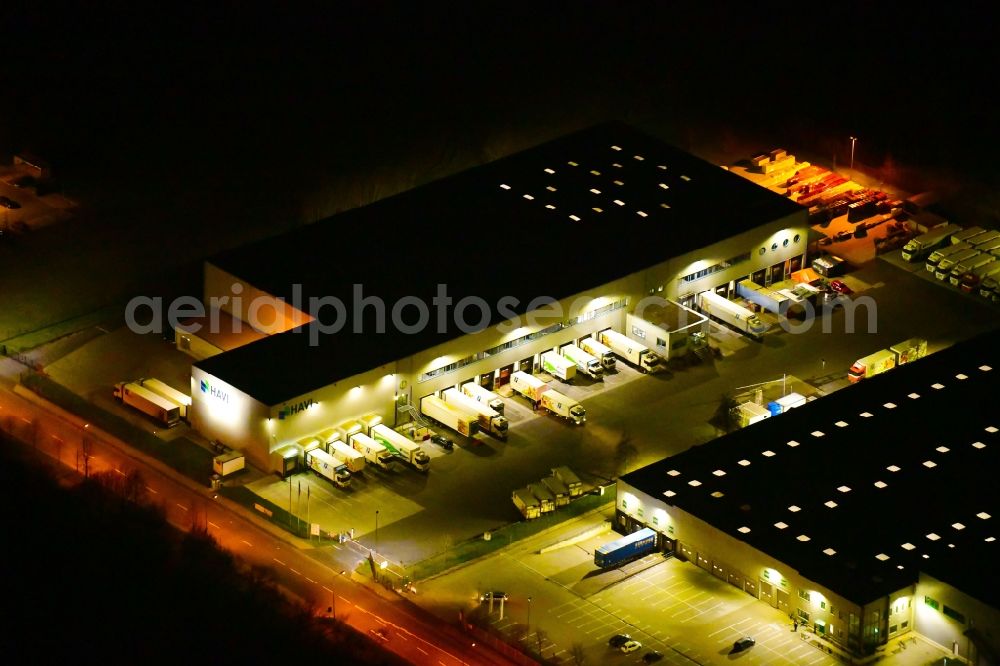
left=935, top=248, right=980, bottom=280
left=594, top=528, right=658, bottom=568
left=900, top=223, right=962, bottom=262
left=113, top=382, right=181, bottom=427
left=560, top=344, right=604, bottom=380
left=696, top=291, right=770, bottom=338
left=510, top=371, right=549, bottom=404
left=212, top=450, right=245, bottom=477
left=541, top=350, right=577, bottom=382
left=578, top=337, right=617, bottom=371
left=512, top=487, right=541, bottom=520
left=540, top=390, right=586, bottom=424
left=598, top=329, right=661, bottom=373
left=305, top=448, right=351, bottom=488
left=139, top=378, right=191, bottom=419
left=737, top=280, right=790, bottom=316
left=370, top=424, right=430, bottom=472
left=926, top=242, right=973, bottom=273
left=848, top=338, right=928, bottom=383
left=960, top=262, right=1000, bottom=294
left=420, top=394, right=479, bottom=437
left=329, top=440, right=366, bottom=473
left=529, top=483, right=556, bottom=513
left=443, top=388, right=508, bottom=440
left=541, top=475, right=570, bottom=506
left=552, top=466, right=583, bottom=497
left=951, top=226, right=986, bottom=245
left=350, top=432, right=397, bottom=470
left=461, top=382, right=505, bottom=414
left=949, top=252, right=996, bottom=286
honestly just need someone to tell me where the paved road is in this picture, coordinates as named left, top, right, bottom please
left=0, top=378, right=515, bottom=666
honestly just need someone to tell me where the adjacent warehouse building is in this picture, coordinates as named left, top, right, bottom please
left=188, top=123, right=809, bottom=472
left=615, top=330, right=1000, bottom=663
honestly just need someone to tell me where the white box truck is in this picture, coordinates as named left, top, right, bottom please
left=443, top=388, right=508, bottom=440
left=510, top=371, right=548, bottom=404
left=560, top=343, right=604, bottom=380
left=541, top=350, right=576, bottom=382
left=113, top=382, right=180, bottom=427
left=420, top=394, right=479, bottom=437
left=541, top=476, right=570, bottom=506
left=350, top=432, right=397, bottom=470
left=529, top=482, right=556, bottom=513
left=579, top=337, right=617, bottom=371
left=461, top=382, right=505, bottom=414
left=598, top=329, right=661, bottom=373
left=305, top=448, right=351, bottom=488
left=139, top=378, right=191, bottom=420
left=540, top=389, right=586, bottom=425
left=696, top=291, right=770, bottom=338
left=552, top=466, right=583, bottom=497
left=370, top=424, right=430, bottom=472
left=329, top=440, right=366, bottom=473
left=212, top=450, right=245, bottom=477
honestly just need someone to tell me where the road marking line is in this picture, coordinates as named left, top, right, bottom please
left=290, top=568, right=301, bottom=575
left=175, top=503, right=188, bottom=511
left=208, top=521, right=219, bottom=529
left=322, top=586, right=333, bottom=593
left=396, top=633, right=408, bottom=641
left=416, top=647, right=427, bottom=655
left=241, top=539, right=252, bottom=547
left=305, top=577, right=315, bottom=583
left=146, top=486, right=158, bottom=494
left=273, top=558, right=286, bottom=566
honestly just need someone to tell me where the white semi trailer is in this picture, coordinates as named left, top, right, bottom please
left=113, top=382, right=181, bottom=427
left=598, top=329, right=661, bottom=373
left=578, top=337, right=617, bottom=371
left=350, top=433, right=397, bottom=470
left=560, top=343, right=604, bottom=380
left=696, top=291, right=770, bottom=338
left=139, top=378, right=191, bottom=419
left=370, top=424, right=430, bottom=472
left=443, top=388, right=508, bottom=440
left=510, top=371, right=548, bottom=404
left=329, top=440, right=366, bottom=473
left=461, top=382, right=505, bottom=414
left=541, top=351, right=576, bottom=382
left=305, top=448, right=351, bottom=488
left=420, top=395, right=479, bottom=437
left=540, top=390, right=586, bottom=424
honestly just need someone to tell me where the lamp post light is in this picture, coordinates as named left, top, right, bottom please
left=527, top=596, right=533, bottom=638
left=849, top=136, right=858, bottom=173
left=375, top=509, right=380, bottom=556
left=329, top=569, right=346, bottom=620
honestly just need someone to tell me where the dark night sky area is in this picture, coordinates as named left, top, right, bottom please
left=1, top=1, right=996, bottom=204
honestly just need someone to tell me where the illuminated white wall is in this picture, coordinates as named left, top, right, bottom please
left=915, top=572, right=1000, bottom=664
left=190, top=365, right=270, bottom=469
left=203, top=262, right=314, bottom=335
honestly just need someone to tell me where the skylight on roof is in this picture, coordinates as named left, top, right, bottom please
left=923, top=554, right=930, bottom=559
left=713, top=469, right=726, bottom=477
left=545, top=204, right=556, bottom=210
left=860, top=411, right=873, bottom=418
left=567, top=161, right=579, bottom=167
left=812, top=431, right=825, bottom=438
left=875, top=553, right=890, bottom=561
left=544, top=168, right=555, bottom=174
left=923, top=460, right=937, bottom=468
left=835, top=421, right=848, bottom=428
left=667, top=469, right=681, bottom=477
left=569, top=215, right=581, bottom=221
left=610, top=145, right=622, bottom=151
left=633, top=155, right=645, bottom=161
left=874, top=481, right=887, bottom=489
left=926, top=533, right=941, bottom=541
left=978, top=512, right=992, bottom=520
left=738, top=459, right=751, bottom=467
left=956, top=373, right=968, bottom=380
left=952, top=523, right=965, bottom=530
left=787, top=440, right=800, bottom=447
left=987, top=537, right=996, bottom=543
left=935, top=446, right=950, bottom=454
left=657, top=164, right=667, bottom=170
left=986, top=426, right=998, bottom=433
left=613, top=179, right=624, bottom=186
left=931, top=383, right=944, bottom=390
left=902, top=543, right=915, bottom=550
left=897, top=565, right=905, bottom=570
left=797, top=535, right=811, bottom=542
left=825, top=500, right=838, bottom=509
left=980, top=365, right=993, bottom=372
left=546, top=185, right=557, bottom=191
left=658, top=183, right=669, bottom=190
left=948, top=544, right=955, bottom=549
left=837, top=485, right=852, bottom=493
left=711, top=491, right=724, bottom=498
left=738, top=526, right=751, bottom=534
left=660, top=203, right=671, bottom=209
left=908, top=393, right=920, bottom=400
left=884, top=402, right=897, bottom=409
left=664, top=490, right=676, bottom=498
left=973, top=442, right=987, bottom=449
left=688, top=479, right=702, bottom=487
left=612, top=163, right=622, bottom=168
left=590, top=188, right=601, bottom=194
left=887, top=465, right=901, bottom=472
left=637, top=211, right=648, bottom=218
left=680, top=174, right=691, bottom=181
left=823, top=548, right=836, bottom=556
left=523, top=194, right=534, bottom=200
left=592, top=207, right=603, bottom=213
left=774, top=522, right=788, bottom=529
left=500, top=184, right=511, bottom=190
left=788, top=505, right=801, bottom=512
left=590, top=170, right=601, bottom=176
left=762, top=450, right=776, bottom=457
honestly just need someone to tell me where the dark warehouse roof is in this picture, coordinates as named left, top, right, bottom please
left=198, top=123, right=804, bottom=404
left=622, top=329, right=1000, bottom=607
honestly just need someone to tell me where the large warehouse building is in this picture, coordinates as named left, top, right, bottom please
left=186, top=123, right=809, bottom=472
left=615, top=329, right=1000, bottom=663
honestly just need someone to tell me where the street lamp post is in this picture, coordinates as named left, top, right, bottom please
left=849, top=136, right=858, bottom=173
left=375, top=509, right=380, bottom=556
left=527, top=596, right=532, bottom=638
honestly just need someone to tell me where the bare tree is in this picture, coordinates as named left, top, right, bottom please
left=80, top=438, right=93, bottom=478
left=123, top=469, right=147, bottom=504
left=571, top=642, right=586, bottom=665
left=535, top=627, right=548, bottom=657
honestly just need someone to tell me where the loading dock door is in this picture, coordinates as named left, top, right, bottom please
left=480, top=372, right=495, bottom=390
left=776, top=589, right=790, bottom=614
left=759, top=580, right=775, bottom=607
left=496, top=365, right=513, bottom=387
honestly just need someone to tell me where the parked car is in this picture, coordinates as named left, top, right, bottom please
left=431, top=434, right=454, bottom=450
left=731, top=637, right=756, bottom=653
left=608, top=634, right=631, bottom=648
left=643, top=650, right=664, bottom=663
left=0, top=196, right=21, bottom=209
left=621, top=640, right=643, bottom=654
left=479, top=591, right=508, bottom=602
left=829, top=279, right=853, bottom=295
